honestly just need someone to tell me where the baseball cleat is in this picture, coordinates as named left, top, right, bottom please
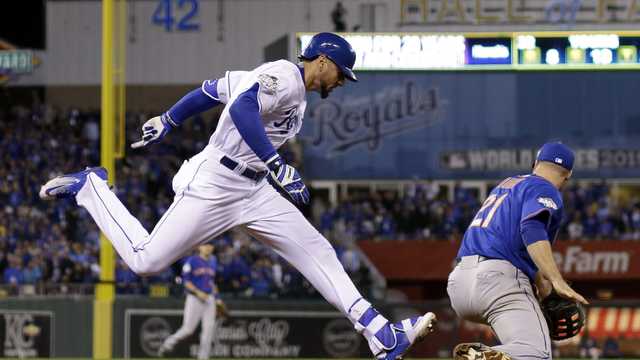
left=157, top=344, right=170, bottom=357
left=39, top=167, right=107, bottom=200
left=377, top=312, right=437, bottom=360
left=453, top=343, right=512, bottom=360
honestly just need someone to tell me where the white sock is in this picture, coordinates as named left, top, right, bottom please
left=348, top=298, right=393, bottom=356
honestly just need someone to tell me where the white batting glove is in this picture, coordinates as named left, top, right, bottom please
left=131, top=113, right=174, bottom=149
left=266, top=154, right=310, bottom=206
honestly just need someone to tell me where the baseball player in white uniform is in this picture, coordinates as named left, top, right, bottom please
left=40, top=32, right=436, bottom=360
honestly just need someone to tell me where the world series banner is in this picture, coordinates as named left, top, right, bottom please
left=301, top=71, right=640, bottom=180
left=125, top=309, right=370, bottom=358
left=0, top=311, right=53, bottom=358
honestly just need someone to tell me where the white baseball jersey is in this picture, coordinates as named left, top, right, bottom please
left=202, top=70, right=248, bottom=104
left=209, top=60, right=306, bottom=169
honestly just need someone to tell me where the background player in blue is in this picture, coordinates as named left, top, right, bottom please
left=40, top=32, right=436, bottom=360
left=447, top=142, right=589, bottom=360
left=158, top=242, right=223, bottom=359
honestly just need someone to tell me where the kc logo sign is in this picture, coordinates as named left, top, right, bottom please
left=0, top=311, right=52, bottom=358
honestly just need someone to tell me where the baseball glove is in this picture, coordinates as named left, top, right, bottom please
left=215, top=299, right=229, bottom=319
left=540, top=291, right=586, bottom=340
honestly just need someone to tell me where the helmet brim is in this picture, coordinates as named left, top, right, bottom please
left=339, top=65, right=358, bottom=82
left=301, top=53, right=358, bottom=82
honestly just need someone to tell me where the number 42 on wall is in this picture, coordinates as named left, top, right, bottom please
left=152, top=0, right=200, bottom=32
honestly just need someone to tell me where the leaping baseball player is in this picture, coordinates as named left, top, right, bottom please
left=40, top=32, right=436, bottom=360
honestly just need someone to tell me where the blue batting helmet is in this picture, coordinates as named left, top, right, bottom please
left=300, top=32, right=357, bottom=82
left=536, top=142, right=575, bottom=171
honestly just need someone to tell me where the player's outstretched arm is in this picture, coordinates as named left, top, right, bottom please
left=534, top=272, right=553, bottom=300
left=132, top=78, right=228, bottom=149
left=527, top=240, right=588, bottom=305
left=228, top=82, right=310, bottom=206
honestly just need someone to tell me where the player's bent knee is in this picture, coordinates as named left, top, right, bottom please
left=128, top=259, right=166, bottom=276
left=176, top=325, right=198, bottom=337
left=183, top=327, right=198, bottom=336
left=522, top=345, right=551, bottom=360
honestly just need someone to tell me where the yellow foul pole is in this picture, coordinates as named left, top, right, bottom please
left=94, top=0, right=116, bottom=358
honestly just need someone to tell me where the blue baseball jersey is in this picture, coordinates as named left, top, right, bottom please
left=182, top=255, right=216, bottom=294
left=457, top=175, right=564, bottom=280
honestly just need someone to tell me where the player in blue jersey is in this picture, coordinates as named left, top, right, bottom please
left=447, top=142, right=588, bottom=360
left=158, top=242, right=223, bottom=359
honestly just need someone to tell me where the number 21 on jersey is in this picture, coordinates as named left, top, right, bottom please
left=469, top=193, right=508, bottom=228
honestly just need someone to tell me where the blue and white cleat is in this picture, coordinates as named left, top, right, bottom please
left=39, top=167, right=107, bottom=200
left=376, top=312, right=437, bottom=360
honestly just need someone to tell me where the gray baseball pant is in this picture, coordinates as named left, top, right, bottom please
left=447, top=255, right=552, bottom=360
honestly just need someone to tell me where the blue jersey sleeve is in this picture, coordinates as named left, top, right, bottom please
left=202, top=79, right=221, bottom=101
left=520, top=182, right=562, bottom=228
left=521, top=216, right=550, bottom=246
left=181, top=257, right=193, bottom=283
left=166, top=85, right=221, bottom=127
left=228, top=83, right=278, bottom=162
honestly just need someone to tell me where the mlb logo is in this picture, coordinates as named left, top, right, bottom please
left=555, top=157, right=563, bottom=164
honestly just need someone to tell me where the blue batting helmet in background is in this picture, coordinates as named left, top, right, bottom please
left=300, top=32, right=357, bottom=82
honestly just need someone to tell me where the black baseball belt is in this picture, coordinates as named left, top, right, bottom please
left=220, top=155, right=268, bottom=182
left=455, top=255, right=492, bottom=265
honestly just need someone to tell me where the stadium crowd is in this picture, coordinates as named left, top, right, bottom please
left=1, top=107, right=639, bottom=296
left=315, top=180, right=640, bottom=242
left=0, top=106, right=365, bottom=297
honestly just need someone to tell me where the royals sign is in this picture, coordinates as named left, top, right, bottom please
left=301, top=72, right=640, bottom=180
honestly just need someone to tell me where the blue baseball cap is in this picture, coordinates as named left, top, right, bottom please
left=536, top=142, right=575, bottom=171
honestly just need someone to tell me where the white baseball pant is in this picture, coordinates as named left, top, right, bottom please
left=161, top=293, right=216, bottom=359
left=75, top=145, right=363, bottom=319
